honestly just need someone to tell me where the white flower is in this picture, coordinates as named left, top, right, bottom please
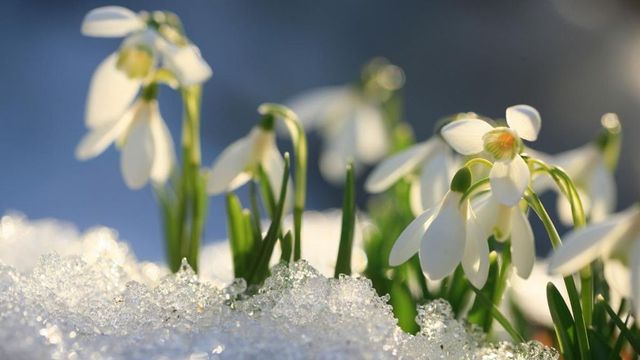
left=472, top=193, right=535, bottom=279
left=508, top=259, right=568, bottom=328
left=287, top=85, right=389, bottom=183
left=441, top=105, right=541, bottom=206
left=388, top=188, right=491, bottom=288
left=365, top=137, right=459, bottom=215
left=198, top=210, right=369, bottom=284
left=207, top=125, right=292, bottom=205
left=75, top=98, right=174, bottom=189
left=546, top=143, right=616, bottom=226
left=82, top=6, right=212, bottom=87
left=548, top=205, right=640, bottom=315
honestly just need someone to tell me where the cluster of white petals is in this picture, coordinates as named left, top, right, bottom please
left=76, top=6, right=212, bottom=189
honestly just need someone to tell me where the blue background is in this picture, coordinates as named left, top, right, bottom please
left=1, top=0, right=639, bottom=261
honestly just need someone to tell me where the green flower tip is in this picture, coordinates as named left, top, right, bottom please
left=258, top=103, right=298, bottom=122
left=450, top=167, right=472, bottom=193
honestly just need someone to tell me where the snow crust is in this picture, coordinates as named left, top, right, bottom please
left=0, top=213, right=557, bottom=359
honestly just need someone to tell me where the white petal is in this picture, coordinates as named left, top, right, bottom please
left=548, top=207, right=639, bottom=275
left=490, top=156, right=530, bottom=206
left=162, top=44, right=212, bottom=86
left=510, top=207, right=535, bottom=278
left=462, top=207, right=490, bottom=288
left=120, top=119, right=154, bottom=189
left=418, top=147, right=454, bottom=213
left=319, top=116, right=357, bottom=184
left=207, top=136, right=253, bottom=194
left=148, top=104, right=175, bottom=184
left=603, top=259, right=631, bottom=299
left=556, top=187, right=591, bottom=226
left=81, top=6, right=144, bottom=37
left=75, top=105, right=136, bottom=160
left=506, top=105, right=541, bottom=141
left=441, top=119, right=493, bottom=155
left=630, top=240, right=640, bottom=319
left=353, top=104, right=388, bottom=164
left=389, top=208, right=436, bottom=266
left=86, top=53, right=141, bottom=129
left=365, top=139, right=437, bottom=193
left=286, top=86, right=353, bottom=129
left=587, top=160, right=616, bottom=223
left=473, top=193, right=512, bottom=242
left=410, top=178, right=424, bottom=216
left=420, top=192, right=466, bottom=280
left=262, top=145, right=294, bottom=213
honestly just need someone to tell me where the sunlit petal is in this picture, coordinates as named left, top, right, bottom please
left=81, top=6, right=143, bottom=37
left=148, top=104, right=175, bottom=184
left=489, top=156, right=530, bottom=206
left=389, top=208, right=436, bottom=266
left=86, top=53, right=141, bottom=129
left=75, top=104, right=137, bottom=160
left=420, top=192, right=466, bottom=280
left=506, top=104, right=541, bottom=141
left=286, top=86, right=352, bottom=129
left=462, top=207, right=490, bottom=288
left=354, top=103, right=388, bottom=164
left=441, top=119, right=493, bottom=155
left=365, top=139, right=436, bottom=193
left=120, top=119, right=154, bottom=189
left=418, top=147, right=453, bottom=213
left=548, top=207, right=639, bottom=275
left=207, top=136, right=253, bottom=194
left=262, top=144, right=294, bottom=213
left=162, top=44, right=212, bottom=86
left=510, top=207, right=535, bottom=278
left=603, top=259, right=631, bottom=299
left=588, top=160, right=616, bottom=223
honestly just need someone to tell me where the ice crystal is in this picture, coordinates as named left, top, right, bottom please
left=0, top=213, right=558, bottom=359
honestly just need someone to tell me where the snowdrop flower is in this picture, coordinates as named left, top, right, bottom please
left=442, top=105, right=541, bottom=206
left=388, top=168, right=491, bottom=288
left=81, top=6, right=212, bottom=88
left=472, top=193, right=535, bottom=279
left=365, top=137, right=458, bottom=215
left=207, top=120, right=292, bottom=204
left=76, top=98, right=174, bottom=189
left=545, top=114, right=620, bottom=225
left=548, top=205, right=640, bottom=315
left=287, top=58, right=404, bottom=183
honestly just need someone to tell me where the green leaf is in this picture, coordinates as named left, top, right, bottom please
left=468, top=252, right=499, bottom=328
left=389, top=281, right=419, bottom=334
left=469, top=285, right=524, bottom=343
left=334, top=162, right=356, bottom=278
left=225, top=193, right=252, bottom=279
left=547, top=282, right=577, bottom=360
left=280, top=231, right=292, bottom=263
left=599, top=296, right=640, bottom=355
left=248, top=153, right=291, bottom=285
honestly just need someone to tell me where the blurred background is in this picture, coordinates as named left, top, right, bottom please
left=1, top=0, right=639, bottom=262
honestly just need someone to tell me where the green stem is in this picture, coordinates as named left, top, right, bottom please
left=258, top=103, right=307, bottom=261
left=525, top=190, right=590, bottom=359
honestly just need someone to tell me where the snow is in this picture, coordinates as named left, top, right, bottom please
left=0, top=213, right=557, bottom=359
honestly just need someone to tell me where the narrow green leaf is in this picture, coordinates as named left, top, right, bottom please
left=599, top=296, right=640, bottom=355
left=389, top=281, right=419, bottom=334
left=334, top=162, right=356, bottom=278
left=468, top=252, right=499, bottom=328
left=258, top=165, right=276, bottom=219
left=280, top=231, right=292, bottom=263
left=547, top=282, right=577, bottom=360
left=248, top=153, right=291, bottom=285
left=225, top=193, right=250, bottom=279
left=608, top=313, right=630, bottom=360
left=469, top=285, right=524, bottom=343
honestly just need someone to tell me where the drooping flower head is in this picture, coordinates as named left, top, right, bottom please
left=287, top=58, right=404, bottom=184
left=442, top=105, right=541, bottom=206
left=76, top=6, right=212, bottom=189
left=548, top=204, right=640, bottom=317
left=207, top=111, right=293, bottom=207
